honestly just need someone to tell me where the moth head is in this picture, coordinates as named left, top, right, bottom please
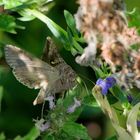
left=42, top=37, right=64, bottom=66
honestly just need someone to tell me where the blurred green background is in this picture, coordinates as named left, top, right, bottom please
left=0, top=0, right=140, bottom=139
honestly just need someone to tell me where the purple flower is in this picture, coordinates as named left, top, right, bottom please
left=137, top=121, right=140, bottom=127
left=45, top=96, right=55, bottom=109
left=40, top=122, right=50, bottom=132
left=96, top=77, right=116, bottom=95
left=127, top=95, right=133, bottom=103
left=67, top=97, right=81, bottom=114
left=35, top=119, right=50, bottom=132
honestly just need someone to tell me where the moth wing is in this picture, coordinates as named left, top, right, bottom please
left=5, top=45, right=60, bottom=89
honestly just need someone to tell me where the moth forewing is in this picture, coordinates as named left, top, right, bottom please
left=5, top=41, right=77, bottom=105
left=4, top=45, right=60, bottom=104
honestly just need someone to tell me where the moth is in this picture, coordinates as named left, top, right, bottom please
left=5, top=37, right=77, bottom=105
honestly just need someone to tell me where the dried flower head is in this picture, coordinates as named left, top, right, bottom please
left=101, top=41, right=126, bottom=68
left=75, top=0, right=140, bottom=90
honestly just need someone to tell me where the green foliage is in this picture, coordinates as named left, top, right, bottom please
left=42, top=135, right=55, bottom=140
left=0, top=133, right=5, bottom=140
left=62, top=122, right=91, bottom=140
left=34, top=84, right=90, bottom=139
left=1, top=0, right=50, bottom=10
left=0, top=14, right=17, bottom=33
left=110, top=85, right=129, bottom=104
left=2, top=0, right=24, bottom=9
left=0, top=0, right=140, bottom=140
left=18, top=9, right=36, bottom=21
left=14, top=127, right=40, bottom=140
left=127, top=8, right=140, bottom=29
left=64, top=10, right=79, bottom=38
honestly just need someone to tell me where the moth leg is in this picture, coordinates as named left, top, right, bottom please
left=41, top=37, right=51, bottom=62
left=33, top=88, right=46, bottom=105
left=41, top=101, right=46, bottom=118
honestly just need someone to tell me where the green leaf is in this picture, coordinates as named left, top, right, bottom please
left=107, top=93, right=118, bottom=105
left=67, top=27, right=73, bottom=45
left=18, top=9, right=35, bottom=21
left=110, top=85, right=129, bottom=104
left=64, top=10, right=78, bottom=37
left=3, top=0, right=23, bottom=9
left=64, top=27, right=73, bottom=51
left=28, top=9, right=68, bottom=43
left=83, top=95, right=99, bottom=107
left=127, top=8, right=140, bottom=28
left=70, top=47, right=78, bottom=56
left=42, top=135, right=55, bottom=140
left=28, top=9, right=83, bottom=54
left=22, top=126, right=40, bottom=140
left=0, top=14, right=17, bottom=33
left=62, top=122, right=91, bottom=140
left=92, top=65, right=105, bottom=78
left=62, top=95, right=75, bottom=108
left=0, top=133, right=5, bottom=140
left=2, top=0, right=54, bottom=11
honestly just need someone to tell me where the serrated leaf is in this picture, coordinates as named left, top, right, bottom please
left=62, top=122, right=91, bottom=140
